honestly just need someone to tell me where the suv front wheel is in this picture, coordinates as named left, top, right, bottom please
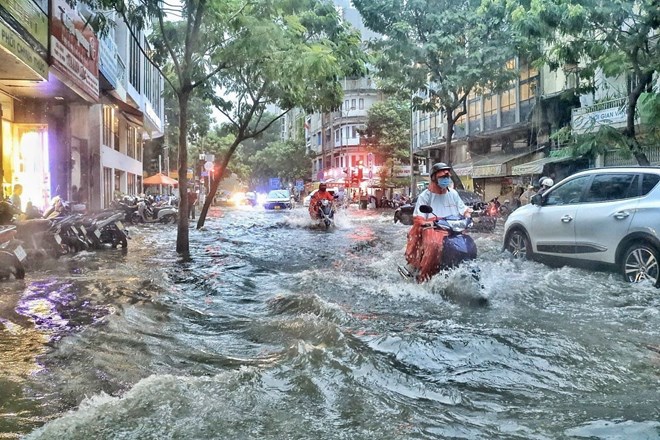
left=621, top=242, right=660, bottom=286
left=504, top=229, right=533, bottom=260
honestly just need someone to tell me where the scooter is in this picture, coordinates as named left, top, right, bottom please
left=134, top=198, right=178, bottom=224
left=398, top=205, right=480, bottom=284
left=316, top=199, right=335, bottom=229
left=0, top=225, right=26, bottom=280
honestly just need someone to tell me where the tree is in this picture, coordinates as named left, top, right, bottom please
left=83, top=0, right=366, bottom=257
left=361, top=97, right=411, bottom=163
left=513, top=0, right=659, bottom=165
left=250, top=139, right=312, bottom=186
left=194, top=0, right=367, bottom=228
left=353, top=0, right=531, bottom=185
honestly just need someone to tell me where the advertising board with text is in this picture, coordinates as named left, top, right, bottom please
left=50, top=0, right=99, bottom=101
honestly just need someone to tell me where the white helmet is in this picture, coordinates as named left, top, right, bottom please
left=542, top=178, right=554, bottom=187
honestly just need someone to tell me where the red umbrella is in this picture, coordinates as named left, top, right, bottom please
left=142, top=173, right=179, bottom=186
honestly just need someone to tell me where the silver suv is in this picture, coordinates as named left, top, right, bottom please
left=503, top=167, right=660, bottom=286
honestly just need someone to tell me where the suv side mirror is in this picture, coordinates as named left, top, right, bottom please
left=531, top=194, right=542, bottom=206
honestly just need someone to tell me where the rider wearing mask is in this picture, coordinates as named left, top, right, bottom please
left=309, top=182, right=334, bottom=219
left=404, top=163, right=471, bottom=281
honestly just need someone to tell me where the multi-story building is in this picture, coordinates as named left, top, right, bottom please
left=304, top=76, right=384, bottom=189
left=411, top=58, right=588, bottom=201
left=0, top=0, right=164, bottom=212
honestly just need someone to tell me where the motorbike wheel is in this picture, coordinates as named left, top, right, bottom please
left=130, top=212, right=142, bottom=224
left=620, top=242, right=659, bottom=286
left=504, top=228, right=533, bottom=260
left=0, top=250, right=25, bottom=280
left=161, top=214, right=176, bottom=224
left=112, top=231, right=128, bottom=249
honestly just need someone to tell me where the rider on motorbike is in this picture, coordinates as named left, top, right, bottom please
left=308, top=183, right=334, bottom=219
left=404, top=163, right=472, bottom=282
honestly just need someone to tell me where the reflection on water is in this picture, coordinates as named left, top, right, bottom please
left=0, top=207, right=657, bottom=439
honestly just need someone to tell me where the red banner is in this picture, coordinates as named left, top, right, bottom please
left=50, top=0, right=99, bottom=101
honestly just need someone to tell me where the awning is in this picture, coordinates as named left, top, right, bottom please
left=471, top=151, right=533, bottom=178
left=512, top=155, right=572, bottom=176
left=453, top=162, right=473, bottom=176
left=104, top=92, right=144, bottom=126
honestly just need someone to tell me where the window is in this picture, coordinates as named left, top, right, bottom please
left=127, top=173, right=136, bottom=196
left=500, top=87, right=516, bottom=126
left=641, top=174, right=660, bottom=195
left=584, top=174, right=638, bottom=203
left=352, top=126, right=357, bottom=138
left=102, top=106, right=113, bottom=148
left=103, top=167, right=113, bottom=208
left=545, top=175, right=592, bottom=206
left=129, top=27, right=141, bottom=92
left=344, top=100, right=349, bottom=111
left=127, top=126, right=137, bottom=159
left=484, top=95, right=496, bottom=130
left=351, top=98, right=356, bottom=109
left=468, top=97, right=481, bottom=133
left=359, top=98, right=364, bottom=109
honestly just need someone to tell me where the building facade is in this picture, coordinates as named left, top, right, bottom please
left=304, top=75, right=384, bottom=190
left=0, top=0, right=164, bottom=213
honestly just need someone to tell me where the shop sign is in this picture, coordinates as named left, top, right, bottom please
left=393, top=165, right=411, bottom=178
left=0, top=19, right=48, bottom=79
left=0, top=0, right=48, bottom=48
left=50, top=0, right=99, bottom=101
left=472, top=164, right=504, bottom=178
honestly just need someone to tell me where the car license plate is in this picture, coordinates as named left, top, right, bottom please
left=13, top=245, right=27, bottom=262
left=115, top=221, right=124, bottom=230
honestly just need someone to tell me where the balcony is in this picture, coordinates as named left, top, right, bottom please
left=571, top=97, right=636, bottom=135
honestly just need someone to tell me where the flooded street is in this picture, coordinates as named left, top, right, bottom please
left=1, top=206, right=658, bottom=439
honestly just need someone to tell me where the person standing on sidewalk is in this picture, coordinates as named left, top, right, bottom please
left=187, top=187, right=198, bottom=220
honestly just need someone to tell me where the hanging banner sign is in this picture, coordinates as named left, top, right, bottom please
left=0, top=19, right=48, bottom=79
left=50, top=0, right=99, bottom=101
left=0, top=0, right=48, bottom=48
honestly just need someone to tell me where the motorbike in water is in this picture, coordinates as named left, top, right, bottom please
left=398, top=205, right=485, bottom=304
left=0, top=225, right=26, bottom=280
left=312, top=199, right=335, bottom=229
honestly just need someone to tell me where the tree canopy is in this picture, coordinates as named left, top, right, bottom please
left=81, top=0, right=367, bottom=255
left=512, top=0, right=659, bottom=164
left=352, top=0, right=532, bottom=172
left=361, top=97, right=411, bottom=163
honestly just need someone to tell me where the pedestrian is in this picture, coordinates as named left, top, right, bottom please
left=187, top=187, right=198, bottom=219
left=10, top=184, right=22, bottom=211
left=519, top=184, right=535, bottom=206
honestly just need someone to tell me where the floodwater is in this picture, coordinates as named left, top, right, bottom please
left=0, top=206, right=658, bottom=439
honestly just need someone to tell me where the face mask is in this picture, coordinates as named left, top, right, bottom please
left=437, top=177, right=452, bottom=188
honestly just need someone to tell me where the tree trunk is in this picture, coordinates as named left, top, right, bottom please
left=196, top=139, right=242, bottom=228
left=445, top=110, right=464, bottom=190
left=176, top=91, right=191, bottom=257
left=625, top=73, right=652, bottom=166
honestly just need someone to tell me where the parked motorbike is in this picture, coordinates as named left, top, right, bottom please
left=83, top=210, right=129, bottom=249
left=134, top=198, right=178, bottom=224
left=398, top=205, right=480, bottom=285
left=0, top=225, right=26, bottom=280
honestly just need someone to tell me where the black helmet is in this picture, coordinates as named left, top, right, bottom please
left=319, top=182, right=327, bottom=191
left=430, top=162, right=452, bottom=178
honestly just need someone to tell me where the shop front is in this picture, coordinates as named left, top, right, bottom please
left=0, top=1, right=50, bottom=205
